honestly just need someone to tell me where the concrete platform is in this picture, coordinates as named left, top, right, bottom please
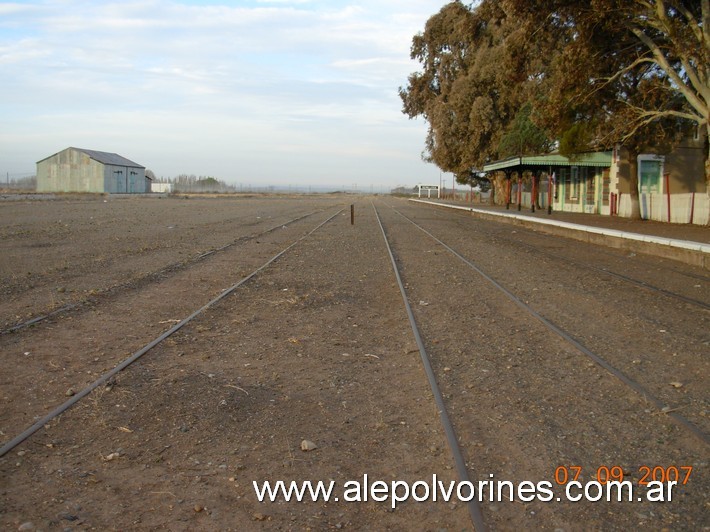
left=410, top=199, right=710, bottom=270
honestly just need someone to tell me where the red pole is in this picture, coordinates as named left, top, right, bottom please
left=665, top=173, right=671, bottom=223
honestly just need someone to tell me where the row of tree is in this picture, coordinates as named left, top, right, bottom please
left=2, top=175, right=37, bottom=190
left=399, top=0, right=708, bottom=217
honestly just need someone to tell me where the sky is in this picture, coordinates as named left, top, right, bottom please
left=0, top=0, right=455, bottom=191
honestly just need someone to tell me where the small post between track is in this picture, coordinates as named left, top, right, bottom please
left=351, top=204, right=354, bottom=225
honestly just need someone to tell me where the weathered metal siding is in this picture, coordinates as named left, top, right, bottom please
left=102, top=165, right=146, bottom=193
left=36, top=148, right=104, bottom=192
left=37, top=147, right=147, bottom=193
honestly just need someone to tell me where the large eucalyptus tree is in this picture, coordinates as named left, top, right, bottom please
left=399, top=1, right=542, bottom=186
left=505, top=0, right=709, bottom=218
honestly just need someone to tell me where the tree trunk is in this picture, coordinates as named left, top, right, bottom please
left=705, top=122, right=710, bottom=227
left=706, top=123, right=710, bottom=226
left=627, top=148, right=642, bottom=220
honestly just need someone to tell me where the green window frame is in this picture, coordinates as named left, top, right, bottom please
left=570, top=167, right=580, bottom=200
left=638, top=155, right=664, bottom=193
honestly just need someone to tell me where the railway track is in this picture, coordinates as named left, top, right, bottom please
left=373, top=203, right=486, bottom=530
left=414, top=203, right=710, bottom=311
left=0, top=208, right=344, bottom=458
left=381, top=203, right=708, bottom=446
left=372, top=200, right=708, bottom=529
left=1, top=209, right=324, bottom=336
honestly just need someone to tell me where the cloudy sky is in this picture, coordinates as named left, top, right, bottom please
left=0, top=0, right=454, bottom=190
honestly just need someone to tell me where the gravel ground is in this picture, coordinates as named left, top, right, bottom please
left=0, top=195, right=707, bottom=530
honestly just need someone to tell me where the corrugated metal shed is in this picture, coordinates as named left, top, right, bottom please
left=36, top=147, right=148, bottom=193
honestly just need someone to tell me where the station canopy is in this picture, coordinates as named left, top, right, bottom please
left=483, top=151, right=612, bottom=173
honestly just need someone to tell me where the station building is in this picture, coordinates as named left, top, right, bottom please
left=483, top=134, right=708, bottom=225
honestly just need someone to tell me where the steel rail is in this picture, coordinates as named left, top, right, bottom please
left=417, top=204, right=710, bottom=310
left=1, top=210, right=322, bottom=336
left=0, top=209, right=343, bottom=458
left=418, top=200, right=708, bottom=281
left=372, top=202, right=487, bottom=531
left=392, top=206, right=710, bottom=447
left=593, top=266, right=710, bottom=310
left=493, top=230, right=710, bottom=311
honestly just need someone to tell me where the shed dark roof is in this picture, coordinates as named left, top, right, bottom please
left=74, top=148, right=144, bottom=168
left=37, top=147, right=145, bottom=168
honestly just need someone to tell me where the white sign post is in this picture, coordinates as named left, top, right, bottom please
left=417, top=184, right=440, bottom=199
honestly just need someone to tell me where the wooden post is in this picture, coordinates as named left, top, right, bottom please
left=350, top=204, right=354, bottom=225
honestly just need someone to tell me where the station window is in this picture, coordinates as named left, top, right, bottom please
left=638, top=155, right=664, bottom=193
left=584, top=167, right=596, bottom=205
left=602, top=169, right=610, bottom=205
left=560, top=168, right=569, bottom=200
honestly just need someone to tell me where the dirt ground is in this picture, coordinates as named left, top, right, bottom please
left=0, top=195, right=707, bottom=530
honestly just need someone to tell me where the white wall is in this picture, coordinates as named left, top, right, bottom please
left=151, top=182, right=173, bottom=193
left=616, top=192, right=709, bottom=225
